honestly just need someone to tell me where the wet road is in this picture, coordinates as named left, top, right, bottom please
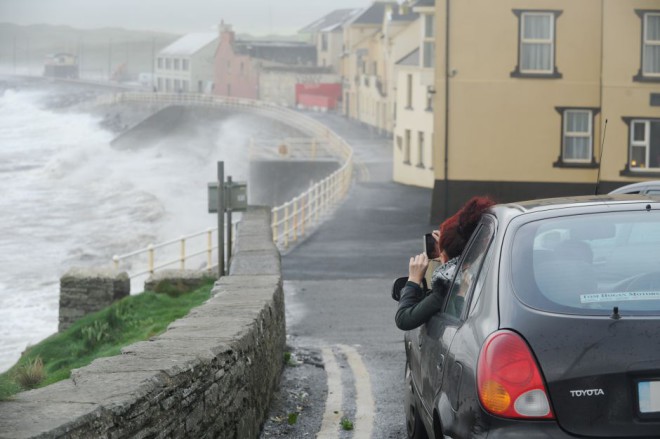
left=260, top=113, right=434, bottom=438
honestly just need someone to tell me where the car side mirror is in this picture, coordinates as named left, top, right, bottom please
left=392, top=277, right=428, bottom=301
left=392, top=276, right=408, bottom=302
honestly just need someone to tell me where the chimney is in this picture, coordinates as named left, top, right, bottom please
left=219, top=20, right=235, bottom=45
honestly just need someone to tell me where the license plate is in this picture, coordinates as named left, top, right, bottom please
left=638, top=381, right=660, bottom=413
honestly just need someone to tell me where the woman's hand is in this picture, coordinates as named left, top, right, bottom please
left=408, top=252, right=429, bottom=285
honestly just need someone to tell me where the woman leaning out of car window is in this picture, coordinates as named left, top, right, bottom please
left=395, top=196, right=495, bottom=330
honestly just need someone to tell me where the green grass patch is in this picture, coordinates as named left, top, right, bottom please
left=340, top=417, right=354, bottom=431
left=0, top=281, right=214, bottom=400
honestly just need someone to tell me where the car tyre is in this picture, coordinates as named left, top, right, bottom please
left=404, top=362, right=428, bottom=439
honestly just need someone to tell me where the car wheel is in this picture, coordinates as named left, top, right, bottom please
left=404, top=362, right=428, bottom=439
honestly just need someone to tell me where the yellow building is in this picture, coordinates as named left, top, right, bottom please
left=342, top=1, right=418, bottom=134
left=430, top=0, right=660, bottom=222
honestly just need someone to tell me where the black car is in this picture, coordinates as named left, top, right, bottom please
left=398, top=195, right=660, bottom=438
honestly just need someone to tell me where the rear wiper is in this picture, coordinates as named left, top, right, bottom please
left=610, top=306, right=621, bottom=320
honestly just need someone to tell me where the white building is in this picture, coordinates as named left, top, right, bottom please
left=155, top=33, right=218, bottom=93
left=392, top=0, right=436, bottom=188
left=299, top=9, right=361, bottom=73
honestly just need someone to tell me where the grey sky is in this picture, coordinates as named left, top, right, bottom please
left=0, top=0, right=374, bottom=35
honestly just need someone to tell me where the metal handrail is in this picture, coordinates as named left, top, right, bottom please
left=105, top=92, right=354, bottom=276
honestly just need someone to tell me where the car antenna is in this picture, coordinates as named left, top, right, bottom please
left=595, top=118, right=608, bottom=195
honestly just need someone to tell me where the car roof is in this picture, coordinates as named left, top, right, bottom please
left=492, top=194, right=660, bottom=216
left=608, top=180, right=660, bottom=194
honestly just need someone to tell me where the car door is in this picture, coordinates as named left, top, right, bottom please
left=418, top=220, right=496, bottom=416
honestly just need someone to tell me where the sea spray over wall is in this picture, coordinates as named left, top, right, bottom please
left=0, top=89, right=251, bottom=372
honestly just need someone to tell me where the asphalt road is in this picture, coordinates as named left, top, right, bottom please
left=260, top=113, right=434, bottom=438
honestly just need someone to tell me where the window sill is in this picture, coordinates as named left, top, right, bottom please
left=511, top=69, right=562, bottom=80
left=633, top=72, right=660, bottom=83
left=416, top=163, right=426, bottom=169
left=403, top=160, right=411, bottom=166
left=620, top=166, right=660, bottom=177
left=553, top=158, right=598, bottom=169
left=425, top=107, right=433, bottom=113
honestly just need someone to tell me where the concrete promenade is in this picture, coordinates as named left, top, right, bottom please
left=264, top=112, right=435, bottom=438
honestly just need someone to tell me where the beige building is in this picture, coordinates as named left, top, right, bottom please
left=429, top=0, right=660, bottom=222
left=342, top=1, right=419, bottom=134
left=393, top=0, right=436, bottom=188
left=300, top=9, right=361, bottom=73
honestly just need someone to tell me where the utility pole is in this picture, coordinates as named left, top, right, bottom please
left=217, top=162, right=225, bottom=277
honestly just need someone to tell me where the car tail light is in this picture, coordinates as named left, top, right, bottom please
left=477, top=330, right=554, bottom=419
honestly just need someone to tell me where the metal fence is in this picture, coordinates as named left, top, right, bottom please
left=104, top=92, right=354, bottom=277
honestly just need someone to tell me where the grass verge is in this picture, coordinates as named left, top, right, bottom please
left=0, top=280, right=214, bottom=401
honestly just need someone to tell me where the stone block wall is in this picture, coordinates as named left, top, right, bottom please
left=59, top=268, right=130, bottom=332
left=0, top=207, right=284, bottom=439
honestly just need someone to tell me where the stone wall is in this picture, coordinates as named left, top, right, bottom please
left=0, top=207, right=284, bottom=439
left=59, top=268, right=130, bottom=332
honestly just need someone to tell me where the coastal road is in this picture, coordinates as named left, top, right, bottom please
left=260, top=113, right=434, bottom=438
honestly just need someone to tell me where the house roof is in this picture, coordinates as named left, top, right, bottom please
left=235, top=41, right=317, bottom=66
left=159, top=33, right=217, bottom=56
left=350, top=1, right=397, bottom=25
left=396, top=47, right=420, bottom=66
left=299, top=8, right=361, bottom=33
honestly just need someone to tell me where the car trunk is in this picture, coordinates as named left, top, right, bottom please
left=510, top=313, right=660, bottom=437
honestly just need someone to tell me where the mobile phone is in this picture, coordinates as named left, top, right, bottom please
left=424, top=233, right=439, bottom=259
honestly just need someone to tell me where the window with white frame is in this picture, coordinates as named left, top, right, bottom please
left=157, top=57, right=163, bottom=69
left=165, top=58, right=171, bottom=70
left=629, top=120, right=660, bottom=169
left=423, top=14, right=435, bottom=68
left=562, top=110, right=592, bottom=162
left=417, top=131, right=425, bottom=168
left=406, top=74, right=413, bottom=108
left=404, top=129, right=411, bottom=164
left=520, top=12, right=554, bottom=73
left=174, top=59, right=180, bottom=70
left=182, top=59, right=189, bottom=71
left=643, top=13, right=660, bottom=77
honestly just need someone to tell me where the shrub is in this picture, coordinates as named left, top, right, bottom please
left=15, top=356, right=45, bottom=389
left=80, top=320, right=111, bottom=350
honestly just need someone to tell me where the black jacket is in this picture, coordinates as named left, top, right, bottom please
left=395, top=258, right=457, bottom=330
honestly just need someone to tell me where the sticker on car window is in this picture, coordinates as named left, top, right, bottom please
left=580, top=292, right=660, bottom=304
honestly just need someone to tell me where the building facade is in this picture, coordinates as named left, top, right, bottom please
left=213, top=24, right=317, bottom=102
left=393, top=0, right=436, bottom=188
left=154, top=33, right=218, bottom=93
left=430, top=0, right=660, bottom=222
left=300, top=9, right=361, bottom=73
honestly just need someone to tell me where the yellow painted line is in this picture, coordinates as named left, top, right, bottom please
left=317, top=347, right=343, bottom=439
left=339, top=344, right=375, bottom=438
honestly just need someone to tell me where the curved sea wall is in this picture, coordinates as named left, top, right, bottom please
left=0, top=207, right=284, bottom=438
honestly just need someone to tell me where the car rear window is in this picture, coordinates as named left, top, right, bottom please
left=510, top=211, right=660, bottom=315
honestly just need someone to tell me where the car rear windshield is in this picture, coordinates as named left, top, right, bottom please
left=510, top=210, right=660, bottom=315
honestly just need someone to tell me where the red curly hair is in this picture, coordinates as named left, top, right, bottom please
left=438, top=196, right=495, bottom=259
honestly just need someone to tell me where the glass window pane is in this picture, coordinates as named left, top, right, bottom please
left=633, top=122, right=647, bottom=142
left=512, top=212, right=660, bottom=315
left=523, top=14, right=551, bottom=39
left=643, top=46, right=660, bottom=74
left=522, top=43, right=551, bottom=71
left=565, top=137, right=590, bottom=160
left=647, top=15, right=660, bottom=41
left=650, top=122, right=660, bottom=168
left=631, top=146, right=647, bottom=168
left=425, top=14, right=434, bottom=38
left=567, top=111, right=589, bottom=133
left=423, top=42, right=435, bottom=68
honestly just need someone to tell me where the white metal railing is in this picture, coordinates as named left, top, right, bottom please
left=104, top=92, right=354, bottom=276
